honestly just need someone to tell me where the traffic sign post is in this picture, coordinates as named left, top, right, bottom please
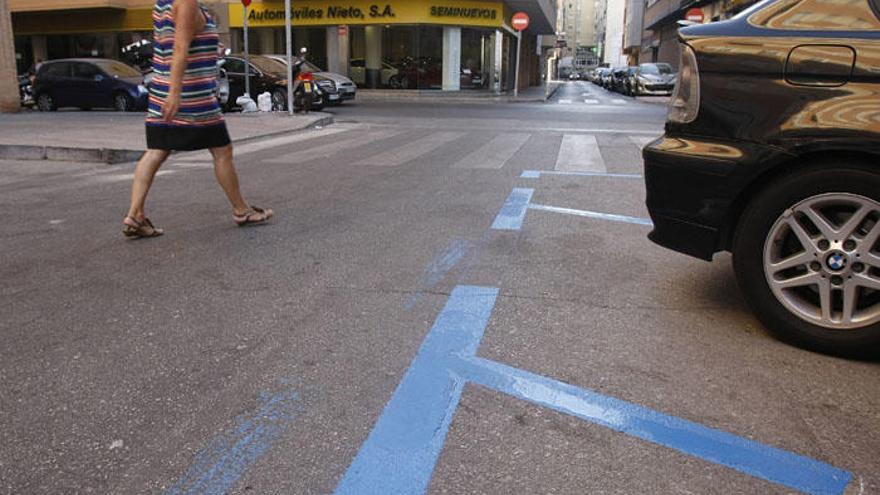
left=511, top=12, right=529, bottom=98
left=284, top=0, right=293, bottom=114
left=242, top=0, right=251, bottom=100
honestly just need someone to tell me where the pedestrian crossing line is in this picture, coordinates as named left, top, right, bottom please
left=611, top=99, right=627, bottom=105
left=452, top=133, right=531, bottom=169
left=355, top=131, right=466, bottom=167
left=266, top=129, right=408, bottom=164
left=557, top=99, right=573, bottom=104
left=555, top=134, right=607, bottom=173
left=171, top=126, right=352, bottom=163
left=583, top=99, right=599, bottom=104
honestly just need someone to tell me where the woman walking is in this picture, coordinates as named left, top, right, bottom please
left=123, top=0, right=272, bottom=238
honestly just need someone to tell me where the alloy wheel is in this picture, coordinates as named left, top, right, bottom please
left=763, top=193, right=880, bottom=329
left=37, top=94, right=54, bottom=111
left=114, top=94, right=130, bottom=112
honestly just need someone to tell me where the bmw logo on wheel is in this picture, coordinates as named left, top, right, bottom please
left=826, top=252, right=847, bottom=271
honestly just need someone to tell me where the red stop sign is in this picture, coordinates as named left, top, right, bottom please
left=685, top=8, right=704, bottom=23
left=511, top=12, right=530, bottom=31
left=241, top=0, right=252, bottom=7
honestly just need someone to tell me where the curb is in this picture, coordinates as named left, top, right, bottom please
left=0, top=113, right=334, bottom=164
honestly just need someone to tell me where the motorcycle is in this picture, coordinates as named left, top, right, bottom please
left=19, top=75, right=34, bottom=107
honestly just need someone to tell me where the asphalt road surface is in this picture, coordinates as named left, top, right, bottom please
left=1, top=81, right=878, bottom=495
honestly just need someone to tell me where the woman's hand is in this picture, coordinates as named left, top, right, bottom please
left=162, top=90, right=181, bottom=121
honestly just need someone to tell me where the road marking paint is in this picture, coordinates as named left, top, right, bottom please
left=630, top=135, right=659, bottom=148
left=611, top=99, right=627, bottom=105
left=267, top=129, right=408, bottom=164
left=491, top=188, right=534, bottom=231
left=529, top=203, right=653, bottom=226
left=557, top=99, right=573, bottom=104
left=93, top=170, right=176, bottom=183
left=165, top=387, right=303, bottom=495
left=555, top=134, right=607, bottom=173
left=172, top=127, right=351, bottom=163
left=405, top=239, right=472, bottom=310
left=338, top=286, right=853, bottom=495
left=456, top=356, right=853, bottom=495
left=334, top=285, right=500, bottom=495
left=49, top=219, right=65, bottom=225
left=355, top=131, right=465, bottom=166
left=583, top=99, right=600, bottom=104
left=521, top=170, right=643, bottom=179
left=452, top=133, right=530, bottom=169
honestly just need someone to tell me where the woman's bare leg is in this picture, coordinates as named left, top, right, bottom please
left=209, top=144, right=249, bottom=214
left=126, top=149, right=170, bottom=221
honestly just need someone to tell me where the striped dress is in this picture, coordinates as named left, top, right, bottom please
left=145, top=0, right=230, bottom=151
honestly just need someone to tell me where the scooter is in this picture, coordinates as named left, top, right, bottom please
left=291, top=47, right=323, bottom=113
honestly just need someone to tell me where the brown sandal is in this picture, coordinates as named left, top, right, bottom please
left=234, top=206, right=274, bottom=227
left=122, top=216, right=164, bottom=238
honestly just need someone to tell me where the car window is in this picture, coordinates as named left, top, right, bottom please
left=248, top=57, right=284, bottom=75
left=94, top=60, right=141, bottom=78
left=72, top=63, right=101, bottom=80
left=640, top=63, right=674, bottom=75
left=225, top=58, right=246, bottom=73
left=40, top=63, right=70, bottom=78
left=749, top=0, right=880, bottom=30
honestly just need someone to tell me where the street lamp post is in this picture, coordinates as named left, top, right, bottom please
left=285, top=0, right=293, bottom=114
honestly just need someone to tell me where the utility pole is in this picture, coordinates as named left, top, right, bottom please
left=0, top=0, right=21, bottom=113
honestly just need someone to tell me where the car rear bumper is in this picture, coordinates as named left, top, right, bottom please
left=642, top=135, right=787, bottom=261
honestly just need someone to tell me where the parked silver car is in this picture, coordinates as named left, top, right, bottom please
left=267, top=55, right=357, bottom=105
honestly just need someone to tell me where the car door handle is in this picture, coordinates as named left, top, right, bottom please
left=785, top=44, right=855, bottom=87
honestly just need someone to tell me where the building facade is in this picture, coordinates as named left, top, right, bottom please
left=601, top=0, right=626, bottom=66
left=640, top=0, right=756, bottom=68
left=8, top=0, right=556, bottom=92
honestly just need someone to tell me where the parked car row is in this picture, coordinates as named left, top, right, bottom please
left=588, top=63, right=677, bottom=96
left=28, top=50, right=358, bottom=113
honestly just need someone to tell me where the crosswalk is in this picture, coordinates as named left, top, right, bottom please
left=168, top=124, right=661, bottom=175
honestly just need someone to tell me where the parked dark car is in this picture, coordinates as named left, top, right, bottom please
left=609, top=66, right=631, bottom=93
left=224, top=54, right=324, bottom=112
left=593, top=67, right=612, bottom=88
left=628, top=63, right=676, bottom=96
left=643, top=0, right=880, bottom=357
left=33, top=59, right=148, bottom=112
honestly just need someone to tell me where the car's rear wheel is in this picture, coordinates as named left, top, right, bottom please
left=37, top=93, right=56, bottom=112
left=114, top=93, right=133, bottom=112
left=733, top=163, right=880, bottom=357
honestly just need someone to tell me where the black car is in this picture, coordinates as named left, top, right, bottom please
left=224, top=55, right=324, bottom=112
left=609, top=66, right=632, bottom=93
left=33, top=59, right=148, bottom=112
left=643, top=0, right=880, bottom=356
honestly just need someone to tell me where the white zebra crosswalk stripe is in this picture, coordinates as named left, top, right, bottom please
left=583, top=99, right=599, bottom=104
left=555, top=134, right=606, bottom=173
left=452, top=133, right=530, bottom=169
left=355, top=131, right=465, bottom=166
left=266, top=129, right=408, bottom=164
left=558, top=99, right=573, bottom=104
left=170, top=126, right=351, bottom=163
left=611, top=99, right=627, bottom=105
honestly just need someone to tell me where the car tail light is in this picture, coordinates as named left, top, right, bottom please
left=668, top=43, right=700, bottom=124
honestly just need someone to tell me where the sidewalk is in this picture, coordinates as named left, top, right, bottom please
left=0, top=111, right=333, bottom=164
left=356, top=81, right=561, bottom=104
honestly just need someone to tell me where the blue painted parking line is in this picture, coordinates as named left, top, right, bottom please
left=336, top=286, right=852, bottom=495
left=334, top=286, right=499, bottom=495
left=405, top=239, right=472, bottom=310
left=166, top=386, right=303, bottom=495
left=529, top=204, right=653, bottom=226
left=520, top=170, right=643, bottom=179
left=490, top=188, right=534, bottom=231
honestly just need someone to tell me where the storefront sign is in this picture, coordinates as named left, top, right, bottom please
left=229, top=0, right=504, bottom=28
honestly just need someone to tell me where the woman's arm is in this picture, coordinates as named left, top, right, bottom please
left=162, top=0, right=205, bottom=121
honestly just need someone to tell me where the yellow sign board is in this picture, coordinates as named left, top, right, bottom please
left=229, top=0, right=504, bottom=28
